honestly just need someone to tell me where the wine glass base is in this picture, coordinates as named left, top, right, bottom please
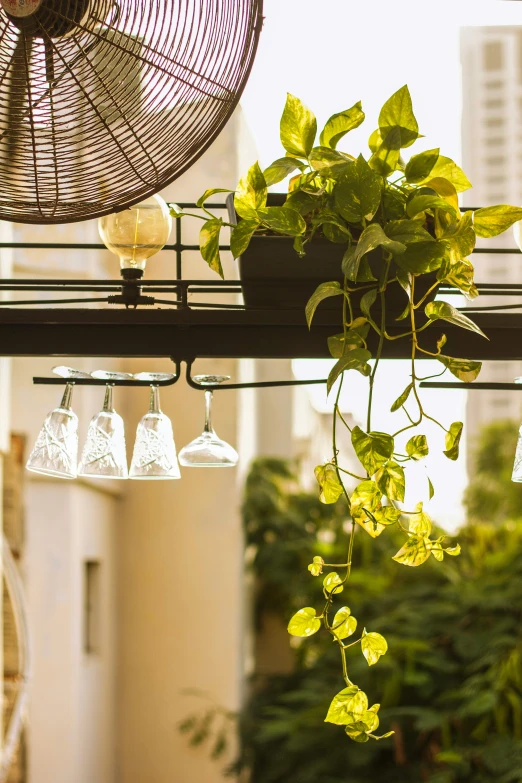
left=26, top=465, right=76, bottom=480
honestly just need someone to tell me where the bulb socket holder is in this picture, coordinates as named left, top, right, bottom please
left=120, top=268, right=144, bottom=281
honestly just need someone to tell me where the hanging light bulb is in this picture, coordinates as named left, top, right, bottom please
left=98, top=194, right=172, bottom=279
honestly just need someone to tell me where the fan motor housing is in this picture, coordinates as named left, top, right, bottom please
left=0, top=0, right=90, bottom=36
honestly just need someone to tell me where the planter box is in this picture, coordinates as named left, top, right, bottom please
left=227, top=193, right=434, bottom=317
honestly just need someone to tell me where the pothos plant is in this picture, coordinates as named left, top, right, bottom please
left=170, top=85, right=522, bottom=744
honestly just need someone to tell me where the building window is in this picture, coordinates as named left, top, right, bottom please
left=486, top=176, right=505, bottom=184
left=485, top=99, right=504, bottom=109
left=485, top=138, right=504, bottom=146
left=485, top=80, right=503, bottom=89
left=484, top=41, right=503, bottom=71
left=84, top=560, right=101, bottom=655
left=487, top=156, right=506, bottom=166
left=491, top=397, right=509, bottom=407
left=485, top=117, right=504, bottom=128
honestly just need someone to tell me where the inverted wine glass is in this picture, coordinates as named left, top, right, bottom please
left=178, top=375, right=238, bottom=467
left=78, top=373, right=128, bottom=480
left=130, top=373, right=180, bottom=480
left=26, top=383, right=78, bottom=479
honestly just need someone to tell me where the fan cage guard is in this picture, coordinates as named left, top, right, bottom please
left=0, top=0, right=263, bottom=224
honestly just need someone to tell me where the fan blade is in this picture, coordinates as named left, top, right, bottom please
left=6, top=30, right=30, bottom=160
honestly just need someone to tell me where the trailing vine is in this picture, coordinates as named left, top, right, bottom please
left=172, top=85, right=522, bottom=744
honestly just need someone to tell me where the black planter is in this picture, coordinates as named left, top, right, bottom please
left=227, top=193, right=434, bottom=318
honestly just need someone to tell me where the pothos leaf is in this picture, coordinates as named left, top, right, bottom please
left=314, top=463, right=344, bottom=504
left=390, top=383, right=413, bottom=412
left=199, top=218, right=224, bottom=278
left=230, top=219, right=259, bottom=258
left=263, top=157, right=304, bottom=186
left=420, top=155, right=471, bottom=192
left=308, top=556, right=324, bottom=576
left=375, top=460, right=405, bottom=502
left=404, top=148, right=440, bottom=183
left=437, top=355, right=482, bottom=382
left=351, top=426, right=394, bottom=475
left=287, top=607, right=321, bottom=637
left=378, top=85, right=419, bottom=148
left=406, top=434, right=429, bottom=460
left=428, top=476, right=435, bottom=499
left=323, top=571, right=344, bottom=595
left=360, top=288, right=377, bottom=317
left=327, top=349, right=372, bottom=393
left=234, top=162, right=267, bottom=219
left=392, top=535, right=431, bottom=567
left=425, top=301, right=488, bottom=339
left=474, top=205, right=522, bottom=238
left=334, top=154, right=382, bottom=223
left=444, top=421, right=464, bottom=461
left=320, top=101, right=365, bottom=149
left=327, top=325, right=369, bottom=358
left=332, top=606, right=358, bottom=640
left=343, top=223, right=405, bottom=282
left=196, top=188, right=232, bottom=208
left=361, top=629, right=388, bottom=666
left=325, top=686, right=368, bottom=726
left=280, top=93, right=317, bottom=157
left=306, top=281, right=345, bottom=328
left=257, top=206, right=306, bottom=236
left=409, top=503, right=432, bottom=537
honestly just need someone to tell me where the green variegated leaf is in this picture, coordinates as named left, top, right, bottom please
left=230, top=219, right=259, bottom=258
left=406, top=194, right=457, bottom=220
left=404, top=148, right=440, bottom=183
left=332, top=606, right=358, bottom=640
left=280, top=93, right=317, bottom=157
left=309, top=146, right=353, bottom=177
left=288, top=607, right=321, bottom=637
left=392, top=535, right=431, bottom=567
left=360, top=288, right=377, bottom=317
left=375, top=460, right=405, bottom=501
left=234, top=162, right=267, bottom=220
left=323, top=571, right=344, bottom=595
left=196, top=188, right=232, bottom=208
left=351, top=426, right=394, bottom=475
left=444, top=421, right=463, bottom=461
left=314, top=463, right=344, bottom=504
left=438, top=257, right=477, bottom=299
left=474, top=205, right=522, bottom=238
left=327, top=324, right=369, bottom=357
left=334, top=154, right=382, bottom=223
left=306, top=281, right=345, bottom=327
left=422, top=176, right=460, bottom=212
left=308, top=555, right=324, bottom=576
left=361, top=629, right=388, bottom=666
left=391, top=383, right=413, bottom=412
left=343, top=223, right=405, bottom=282
left=369, top=133, right=401, bottom=177
left=257, top=206, right=306, bottom=236
left=263, top=157, right=304, bottom=186
left=406, top=434, right=429, bottom=460
left=437, top=355, right=482, bottom=382
left=325, top=686, right=368, bottom=725
left=368, top=128, right=383, bottom=152
left=425, top=301, right=488, bottom=339
left=409, top=503, right=432, bottom=537
left=441, top=211, right=476, bottom=260
left=394, top=241, right=446, bottom=274
left=200, top=218, right=224, bottom=277
left=445, top=544, right=461, bottom=556
left=284, top=190, right=319, bottom=215
left=169, top=203, right=184, bottom=218
left=378, top=85, right=419, bottom=148
left=420, top=155, right=471, bottom=192
left=327, top=349, right=372, bottom=393
left=320, top=101, right=365, bottom=149
left=373, top=505, right=401, bottom=526
left=385, top=219, right=435, bottom=245
left=428, top=476, right=435, bottom=499
left=350, top=479, right=382, bottom=517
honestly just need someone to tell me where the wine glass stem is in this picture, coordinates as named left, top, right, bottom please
left=60, top=382, right=74, bottom=410
left=203, top=390, right=213, bottom=433
left=149, top=385, right=161, bottom=413
left=103, top=384, right=115, bottom=412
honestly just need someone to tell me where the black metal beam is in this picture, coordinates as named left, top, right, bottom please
left=0, top=307, right=519, bottom=360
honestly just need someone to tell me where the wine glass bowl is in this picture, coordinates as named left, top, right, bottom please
left=78, top=384, right=128, bottom=480
left=26, top=383, right=79, bottom=479
left=179, top=375, right=238, bottom=468
left=130, top=384, right=180, bottom=480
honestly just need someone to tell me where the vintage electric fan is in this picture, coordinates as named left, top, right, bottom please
left=0, top=0, right=263, bottom=223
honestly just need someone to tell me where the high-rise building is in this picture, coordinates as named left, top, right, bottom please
left=461, top=26, right=522, bottom=456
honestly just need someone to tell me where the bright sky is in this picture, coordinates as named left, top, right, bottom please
left=239, top=0, right=522, bottom=531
